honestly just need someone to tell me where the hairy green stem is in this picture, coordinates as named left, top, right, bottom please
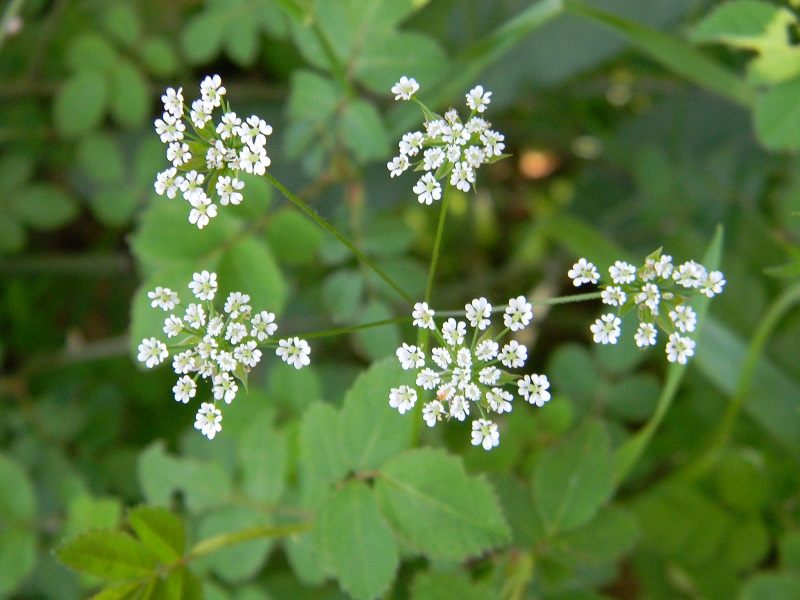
left=264, top=172, right=411, bottom=303
left=300, top=317, right=409, bottom=339
left=424, top=183, right=453, bottom=306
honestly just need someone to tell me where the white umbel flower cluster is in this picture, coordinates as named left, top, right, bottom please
left=568, top=250, right=725, bottom=364
left=136, top=271, right=310, bottom=439
left=389, top=297, right=551, bottom=450
left=153, top=75, right=273, bottom=229
left=387, top=77, right=507, bottom=204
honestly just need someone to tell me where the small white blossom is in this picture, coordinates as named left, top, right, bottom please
left=167, top=142, right=191, bottom=167
left=213, top=372, right=238, bottom=403
left=504, top=296, right=533, bottom=331
left=250, top=311, right=278, bottom=341
left=416, top=368, right=440, bottom=390
left=391, top=76, right=419, bottom=101
left=412, top=172, right=442, bottom=205
left=184, top=303, right=206, bottom=328
left=422, top=147, right=446, bottom=171
left=216, top=350, right=236, bottom=373
left=666, top=332, right=695, bottom=364
left=431, top=347, right=452, bottom=369
left=568, top=258, right=599, bottom=286
left=609, top=261, right=637, bottom=284
left=475, top=339, right=499, bottom=361
left=601, top=286, right=627, bottom=307
left=591, top=313, right=622, bottom=345
left=471, top=419, right=499, bottom=450
left=636, top=283, right=661, bottom=313
left=466, top=297, right=492, bottom=330
left=154, top=168, right=182, bottom=199
left=173, top=375, right=196, bottom=403
left=669, top=305, right=697, bottom=333
left=442, top=318, right=467, bottom=346
left=225, top=322, right=248, bottom=344
left=478, top=366, right=501, bottom=386
left=466, top=85, right=492, bottom=113
left=634, top=322, right=657, bottom=347
left=450, top=161, right=475, bottom=192
left=276, top=337, right=311, bottom=369
left=190, top=98, right=213, bottom=129
left=412, top=302, right=436, bottom=330
left=137, top=337, right=168, bottom=369
left=189, top=271, right=218, bottom=301
left=389, top=385, right=417, bottom=414
left=387, top=155, right=409, bottom=177
left=396, top=343, right=425, bottom=370
left=487, top=388, right=512, bottom=413
left=499, top=340, right=527, bottom=368
left=422, top=400, right=444, bottom=427
left=207, top=316, right=224, bottom=337
left=172, top=350, right=196, bottom=375
left=188, top=195, right=217, bottom=229
left=161, top=87, right=184, bottom=117
left=237, top=115, right=273, bottom=148
left=163, top=315, right=183, bottom=338
left=224, top=292, right=251, bottom=319
left=700, top=271, right=726, bottom=297
left=216, top=176, right=244, bottom=206
left=449, top=395, right=469, bottom=421
left=200, top=74, right=226, bottom=108
left=148, top=287, right=179, bottom=311
left=518, top=374, right=550, bottom=407
left=194, top=402, right=222, bottom=439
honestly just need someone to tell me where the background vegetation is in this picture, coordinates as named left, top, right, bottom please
left=1, top=0, right=799, bottom=598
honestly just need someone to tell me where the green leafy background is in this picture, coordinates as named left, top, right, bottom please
left=1, top=0, right=799, bottom=598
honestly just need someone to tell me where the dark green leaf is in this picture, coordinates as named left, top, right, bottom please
left=0, top=454, right=36, bottom=522
left=299, top=402, right=347, bottom=484
left=13, top=183, right=78, bottom=230
left=266, top=209, right=324, bottom=266
left=78, top=134, right=125, bottom=183
left=66, top=33, right=116, bottom=72
left=128, top=506, right=186, bottom=564
left=315, top=481, right=398, bottom=600
left=322, top=269, right=364, bottom=323
left=553, top=505, right=639, bottom=565
left=754, top=78, right=800, bottom=150
left=138, top=37, right=180, bottom=77
left=181, top=11, right=226, bottom=64
left=217, top=236, right=287, bottom=314
left=239, top=410, right=288, bottom=504
left=103, top=3, right=142, bottom=47
left=740, top=573, right=800, bottom=599
left=88, top=188, right=139, bottom=226
left=354, top=300, right=401, bottom=360
left=411, top=571, right=496, bottom=600
left=56, top=531, right=158, bottom=581
left=225, top=17, right=259, bottom=66
left=109, top=59, right=149, bottom=129
left=340, top=98, right=389, bottom=162
left=376, top=448, right=510, bottom=560
left=54, top=71, right=108, bottom=136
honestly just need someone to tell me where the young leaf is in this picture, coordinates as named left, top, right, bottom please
left=315, top=480, right=398, bottom=600
left=88, top=581, right=141, bottom=600
left=533, top=420, right=614, bottom=534
left=339, top=357, right=414, bottom=472
left=127, top=506, right=186, bottom=564
left=56, top=530, right=158, bottom=581
left=375, top=448, right=510, bottom=560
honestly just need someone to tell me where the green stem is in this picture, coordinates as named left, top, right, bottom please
left=300, top=316, right=408, bottom=339
left=678, top=282, right=800, bottom=481
left=186, top=522, right=310, bottom=561
left=263, top=172, right=411, bottom=303
left=423, top=183, right=453, bottom=307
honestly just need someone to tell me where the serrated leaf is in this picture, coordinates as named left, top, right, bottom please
left=690, top=0, right=792, bottom=51
left=56, top=531, right=158, bottom=581
left=109, top=59, right=148, bottom=129
left=128, top=506, right=186, bottom=564
left=13, top=183, right=78, bottom=230
left=88, top=581, right=141, bottom=600
left=315, top=481, right=398, bottom=600
left=375, top=448, right=510, bottom=560
left=54, top=71, right=108, bottom=136
left=340, top=358, right=413, bottom=472
left=239, top=411, right=287, bottom=504
left=533, top=421, right=614, bottom=534
left=299, top=402, right=347, bottom=484
left=63, top=494, right=122, bottom=539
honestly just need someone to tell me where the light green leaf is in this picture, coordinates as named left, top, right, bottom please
left=0, top=152, right=34, bottom=190
left=239, top=410, right=287, bottom=504
left=0, top=458, right=36, bottom=598
left=411, top=571, right=496, bottom=600
left=690, top=0, right=793, bottom=50
left=66, top=33, right=116, bottom=72
left=54, top=71, right=108, bottom=136
left=740, top=573, right=800, bottom=599
left=181, top=11, right=226, bottom=64
left=56, top=531, right=158, bottom=581
left=754, top=78, right=800, bottom=150
left=63, top=494, right=122, bottom=539
left=109, top=59, right=148, bottom=129
left=0, top=454, right=36, bottom=522
left=138, top=36, right=180, bottom=77
left=340, top=357, right=413, bottom=472
left=128, top=506, right=186, bottom=564
left=316, top=481, right=398, bottom=600
left=88, top=581, right=141, bottom=600
left=218, top=236, right=287, bottom=314
left=322, top=269, right=364, bottom=323
left=533, top=421, right=614, bottom=534
left=354, top=300, right=401, bottom=360
left=375, top=448, right=510, bottom=560
left=340, top=98, right=389, bottom=162
left=78, top=134, right=124, bottom=183
left=13, top=183, right=78, bottom=230
left=541, top=213, right=630, bottom=269
left=299, top=402, right=347, bottom=485
left=284, top=70, right=340, bottom=160
left=266, top=209, right=324, bottom=266
left=781, top=531, right=800, bottom=574
left=103, top=3, right=142, bottom=47
left=88, top=188, right=139, bottom=226
left=225, top=17, right=259, bottom=66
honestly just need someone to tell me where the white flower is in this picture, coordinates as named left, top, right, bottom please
left=412, top=173, right=442, bottom=205
left=216, top=112, right=241, bottom=140
left=391, top=76, right=419, bottom=101
left=412, top=302, right=436, bottom=330
left=568, top=258, right=599, bottom=286
left=423, top=147, right=446, bottom=171
left=234, top=340, right=262, bottom=368
left=155, top=168, right=182, bottom=198
left=237, top=115, right=273, bottom=148
left=387, top=155, right=410, bottom=177
left=636, top=283, right=661, bottom=313
left=216, top=350, right=236, bottom=372
left=481, top=130, right=505, bottom=156
left=479, top=366, right=501, bottom=385
left=609, top=260, right=637, bottom=284
left=148, top=287, right=179, bottom=311
left=216, top=176, right=245, bottom=206
left=225, top=322, right=247, bottom=344
left=276, top=337, right=311, bottom=369
left=416, top=368, right=440, bottom=390
left=450, top=161, right=475, bottom=192
left=172, top=350, right=196, bottom=375
left=190, top=98, right=213, bottom=129
left=188, top=195, right=217, bottom=230
left=154, top=112, right=184, bottom=143
left=601, top=286, right=627, bottom=307
left=239, top=145, right=270, bottom=175
left=200, top=74, right=226, bottom=108
left=442, top=318, right=467, bottom=346
left=591, top=313, right=621, bottom=345
left=138, top=337, right=168, bottom=368
left=224, top=292, right=251, bottom=319
left=466, top=85, right=492, bottom=113
left=163, top=315, right=183, bottom=338
left=396, top=343, right=425, bottom=370
left=196, top=335, right=218, bottom=359
left=666, top=332, right=695, bottom=364
left=449, top=395, right=469, bottom=421
left=167, top=142, right=191, bottom=167
left=422, top=400, right=444, bottom=427
left=207, top=316, right=224, bottom=337
left=161, top=87, right=184, bottom=117
left=504, top=296, right=533, bottom=331
left=673, top=260, right=705, bottom=288
left=634, top=322, right=657, bottom=347
left=184, top=303, right=206, bottom=328
left=518, top=374, right=550, bottom=407
left=173, top=375, right=196, bottom=403
left=487, top=388, right=512, bottom=413
left=250, top=311, right=278, bottom=341
left=499, top=340, right=527, bottom=368
left=471, top=419, right=499, bottom=450
left=194, top=402, right=222, bottom=440
left=700, top=270, right=726, bottom=297
left=463, top=145, right=485, bottom=168
left=180, top=170, right=205, bottom=202
left=399, top=131, right=424, bottom=156
left=389, top=385, right=417, bottom=414
left=475, top=339, right=499, bottom=361
left=189, top=271, right=218, bottom=301
left=466, top=297, right=492, bottom=330
left=431, top=347, right=452, bottom=369
left=669, top=305, right=697, bottom=333
left=213, top=372, right=238, bottom=403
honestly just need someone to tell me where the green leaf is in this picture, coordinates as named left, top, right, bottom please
left=375, top=448, right=510, bottom=560
left=0, top=152, right=34, bottom=190
left=217, top=236, right=287, bottom=314
left=322, top=269, right=364, bottom=323
left=284, top=70, right=340, bottom=159
left=781, top=531, right=800, bottom=574
left=56, top=531, right=158, bottom=581
left=103, top=3, right=142, bottom=47
left=411, top=571, right=495, bottom=600
left=65, top=33, right=117, bottom=73
left=553, top=505, right=639, bottom=565
left=63, top=494, right=122, bottom=539
left=690, top=0, right=794, bottom=51
left=88, top=188, right=139, bottom=226
left=181, top=11, right=226, bottom=64
left=340, top=357, right=414, bottom=472
left=754, top=78, right=800, bottom=150
left=533, top=421, right=614, bottom=534
left=0, top=529, right=36, bottom=596
left=225, top=16, right=259, bottom=66
left=0, top=454, right=36, bottom=522
left=542, top=213, right=630, bottom=269
left=0, top=456, right=36, bottom=596
left=720, top=517, right=770, bottom=570
left=0, top=212, right=25, bottom=254
left=299, top=402, right=348, bottom=485
left=88, top=581, right=141, bottom=600
left=740, top=573, right=800, bottom=599
left=563, top=0, right=755, bottom=108
left=339, top=98, right=389, bottom=162
left=266, top=209, right=324, bottom=266
left=138, top=37, right=180, bottom=77
left=109, top=59, right=149, bottom=129
left=239, top=410, right=287, bottom=504
left=78, top=134, right=125, bottom=184
left=315, top=481, right=398, bottom=600
left=128, top=506, right=186, bottom=564
left=13, top=183, right=78, bottom=230
left=54, top=71, right=108, bottom=136
left=353, top=299, right=401, bottom=360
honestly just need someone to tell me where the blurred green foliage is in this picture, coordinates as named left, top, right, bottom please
left=1, top=0, right=799, bottom=598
